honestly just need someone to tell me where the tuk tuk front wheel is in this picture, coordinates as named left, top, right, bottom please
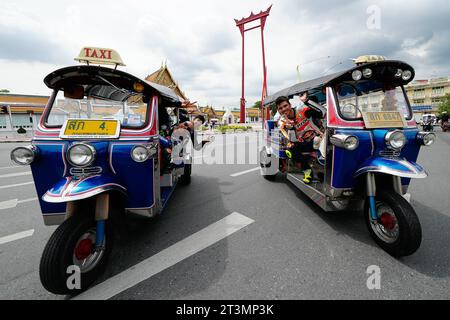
left=39, top=214, right=112, bottom=295
left=364, top=190, right=422, bottom=257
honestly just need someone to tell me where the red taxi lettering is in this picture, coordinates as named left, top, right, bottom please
left=84, top=47, right=92, bottom=57
left=99, top=49, right=112, bottom=59
left=83, top=48, right=112, bottom=60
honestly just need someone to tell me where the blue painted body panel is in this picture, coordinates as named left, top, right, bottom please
left=331, top=128, right=421, bottom=189
left=31, top=139, right=156, bottom=214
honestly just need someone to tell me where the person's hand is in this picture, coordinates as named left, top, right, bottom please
left=181, top=100, right=197, bottom=107
left=284, top=119, right=294, bottom=129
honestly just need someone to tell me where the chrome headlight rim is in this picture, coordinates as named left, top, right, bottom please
left=67, top=142, right=96, bottom=167
left=10, top=145, right=36, bottom=165
left=351, top=70, right=362, bottom=81
left=402, top=70, right=412, bottom=81
left=417, top=131, right=436, bottom=146
left=344, top=135, right=359, bottom=150
left=385, top=130, right=406, bottom=150
left=330, top=134, right=359, bottom=151
left=362, top=68, right=372, bottom=78
left=131, top=144, right=157, bottom=163
left=131, top=145, right=149, bottom=163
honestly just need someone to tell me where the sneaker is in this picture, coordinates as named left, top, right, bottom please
left=303, top=169, right=312, bottom=184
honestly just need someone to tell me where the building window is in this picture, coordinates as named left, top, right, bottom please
left=431, top=87, right=444, bottom=96
left=11, top=114, right=33, bottom=129
left=0, top=115, right=7, bottom=129
left=413, top=89, right=425, bottom=98
left=432, top=87, right=444, bottom=95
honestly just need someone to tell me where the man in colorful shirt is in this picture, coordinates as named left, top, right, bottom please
left=275, top=94, right=325, bottom=181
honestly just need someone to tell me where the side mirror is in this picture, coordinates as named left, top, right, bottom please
left=64, top=85, right=84, bottom=99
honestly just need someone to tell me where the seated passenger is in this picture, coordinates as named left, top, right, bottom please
left=175, top=115, right=213, bottom=151
left=275, top=94, right=324, bottom=182
left=161, top=115, right=212, bottom=173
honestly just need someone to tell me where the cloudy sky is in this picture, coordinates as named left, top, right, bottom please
left=0, top=0, right=448, bottom=108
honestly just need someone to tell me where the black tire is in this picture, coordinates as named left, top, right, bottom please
left=39, top=214, right=112, bottom=295
left=179, top=163, right=191, bottom=185
left=364, top=190, right=422, bottom=257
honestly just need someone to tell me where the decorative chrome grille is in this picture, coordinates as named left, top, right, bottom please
left=379, top=149, right=400, bottom=158
left=69, top=166, right=102, bottom=178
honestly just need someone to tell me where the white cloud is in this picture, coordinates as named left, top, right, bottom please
left=0, top=0, right=449, bottom=107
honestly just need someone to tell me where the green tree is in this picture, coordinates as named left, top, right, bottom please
left=438, top=93, right=450, bottom=115
left=252, top=100, right=261, bottom=109
left=0, top=89, right=10, bottom=94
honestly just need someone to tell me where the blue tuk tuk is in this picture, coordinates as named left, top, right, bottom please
left=260, top=55, right=435, bottom=257
left=10, top=47, right=192, bottom=294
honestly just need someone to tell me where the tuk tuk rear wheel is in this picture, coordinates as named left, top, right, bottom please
left=39, top=214, right=112, bottom=295
left=364, top=190, right=422, bottom=257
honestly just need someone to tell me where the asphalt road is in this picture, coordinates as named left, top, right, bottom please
left=0, top=130, right=449, bottom=300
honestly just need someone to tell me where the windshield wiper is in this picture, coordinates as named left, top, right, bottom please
left=94, top=75, right=131, bottom=95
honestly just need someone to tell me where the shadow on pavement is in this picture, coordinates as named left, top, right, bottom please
left=67, top=174, right=231, bottom=300
left=285, top=179, right=450, bottom=278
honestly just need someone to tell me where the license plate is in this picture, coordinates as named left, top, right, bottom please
left=60, top=119, right=120, bottom=138
left=362, top=111, right=407, bottom=128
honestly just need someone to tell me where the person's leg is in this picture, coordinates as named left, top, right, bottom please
left=295, top=140, right=314, bottom=169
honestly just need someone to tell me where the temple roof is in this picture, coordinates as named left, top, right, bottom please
left=145, top=62, right=188, bottom=100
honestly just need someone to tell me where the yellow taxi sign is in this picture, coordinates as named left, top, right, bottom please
left=362, top=111, right=407, bottom=129
left=60, top=119, right=121, bottom=139
left=74, top=47, right=126, bottom=67
left=353, top=55, right=386, bottom=65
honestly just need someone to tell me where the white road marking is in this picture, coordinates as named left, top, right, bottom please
left=0, top=171, right=32, bottom=179
left=0, top=181, right=33, bottom=190
left=0, top=197, right=38, bottom=210
left=0, top=165, right=21, bottom=170
left=0, top=229, right=34, bottom=245
left=73, top=212, right=255, bottom=300
left=230, top=167, right=260, bottom=177
left=17, top=197, right=38, bottom=204
left=0, top=199, right=18, bottom=210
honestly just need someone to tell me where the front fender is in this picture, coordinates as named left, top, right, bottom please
left=354, top=157, right=427, bottom=179
left=42, top=175, right=127, bottom=203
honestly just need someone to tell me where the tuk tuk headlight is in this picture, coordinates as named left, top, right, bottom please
left=402, top=70, right=412, bottom=81
left=395, top=69, right=403, bottom=78
left=417, top=132, right=435, bottom=146
left=385, top=130, right=406, bottom=149
left=67, top=143, right=96, bottom=167
left=131, top=146, right=149, bottom=162
left=11, top=145, right=36, bottom=165
left=362, top=68, right=372, bottom=78
left=330, top=134, right=359, bottom=151
left=131, top=144, right=157, bottom=163
left=352, top=70, right=362, bottom=81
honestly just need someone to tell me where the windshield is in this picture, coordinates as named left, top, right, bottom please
left=335, top=81, right=411, bottom=121
left=46, top=86, right=148, bottom=128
